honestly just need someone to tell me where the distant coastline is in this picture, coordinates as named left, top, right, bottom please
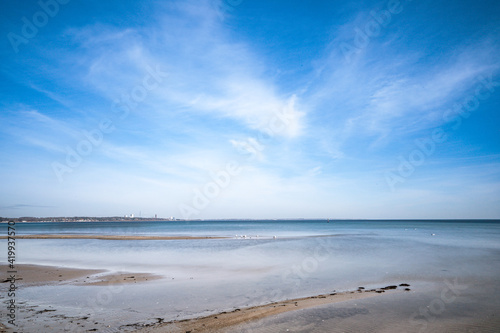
left=0, top=216, right=178, bottom=223
left=1, top=217, right=499, bottom=223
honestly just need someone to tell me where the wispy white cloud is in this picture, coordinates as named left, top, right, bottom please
left=0, top=109, right=82, bottom=154
left=21, top=137, right=66, bottom=154
left=59, top=0, right=306, bottom=140
left=1, top=0, right=498, bottom=218
left=303, top=32, right=500, bottom=156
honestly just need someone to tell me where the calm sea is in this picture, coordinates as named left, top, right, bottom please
left=8, top=219, right=500, bottom=239
left=2, top=220, right=500, bottom=331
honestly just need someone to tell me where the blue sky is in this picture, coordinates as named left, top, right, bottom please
left=0, top=0, right=499, bottom=219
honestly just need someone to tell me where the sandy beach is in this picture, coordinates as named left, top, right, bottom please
left=0, top=264, right=164, bottom=333
left=0, top=264, right=162, bottom=287
left=136, top=285, right=408, bottom=333
left=0, top=263, right=407, bottom=332
left=1, top=220, right=499, bottom=332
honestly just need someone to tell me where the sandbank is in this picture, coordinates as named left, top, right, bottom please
left=135, top=285, right=408, bottom=332
left=0, top=264, right=162, bottom=286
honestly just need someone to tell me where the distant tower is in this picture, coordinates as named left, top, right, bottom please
left=155, top=214, right=157, bottom=219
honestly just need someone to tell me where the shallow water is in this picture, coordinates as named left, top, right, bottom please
left=1, top=220, right=499, bottom=332
left=233, top=279, right=500, bottom=333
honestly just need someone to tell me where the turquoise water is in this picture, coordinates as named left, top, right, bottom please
left=7, top=220, right=499, bottom=272
left=8, top=219, right=500, bottom=239
left=4, top=220, right=500, bottom=282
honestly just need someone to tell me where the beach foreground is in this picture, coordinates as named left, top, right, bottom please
left=0, top=264, right=162, bottom=286
left=1, top=263, right=409, bottom=333
left=2, top=263, right=499, bottom=333
left=136, top=286, right=407, bottom=333
left=1, top=220, right=499, bottom=332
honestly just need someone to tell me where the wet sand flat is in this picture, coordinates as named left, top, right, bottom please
left=0, top=264, right=408, bottom=333
left=232, top=280, right=500, bottom=333
left=136, top=286, right=407, bottom=333
left=2, top=221, right=499, bottom=332
left=0, top=264, right=163, bottom=286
